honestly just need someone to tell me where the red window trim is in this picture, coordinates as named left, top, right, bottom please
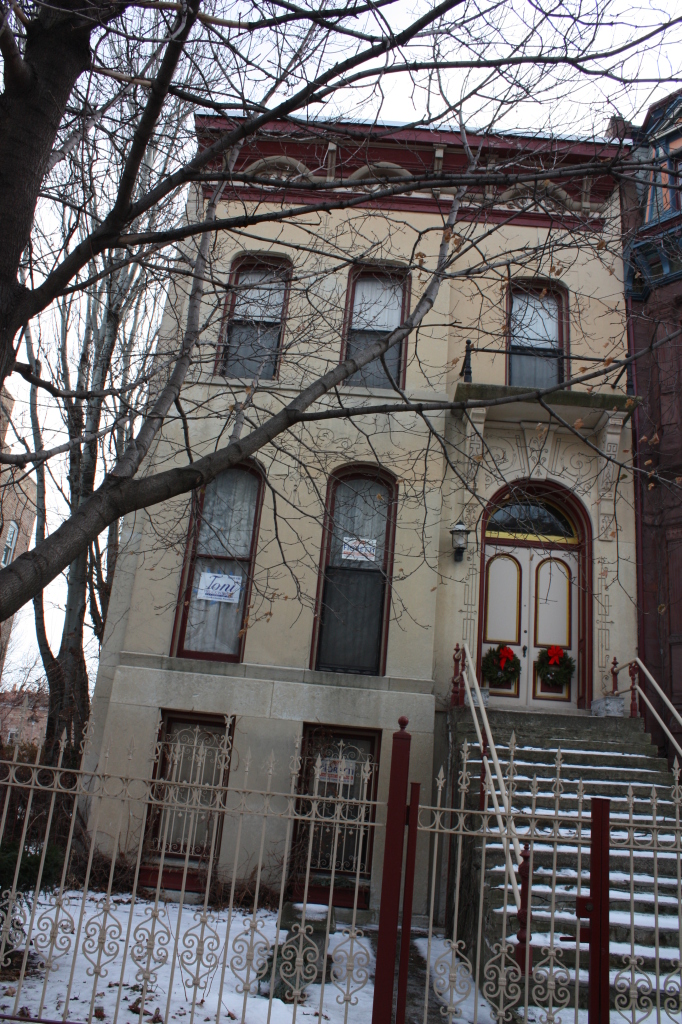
left=505, top=280, right=569, bottom=387
left=340, top=264, right=411, bottom=390
left=309, top=464, right=398, bottom=676
left=171, top=462, right=264, bottom=664
left=214, top=254, right=292, bottom=381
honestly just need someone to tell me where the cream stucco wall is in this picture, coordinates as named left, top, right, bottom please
left=88, top=182, right=636, bottom=915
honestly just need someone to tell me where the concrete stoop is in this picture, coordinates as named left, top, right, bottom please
left=448, top=709, right=679, bottom=1011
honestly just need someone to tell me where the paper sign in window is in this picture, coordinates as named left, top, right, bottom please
left=341, top=537, right=377, bottom=562
left=318, top=758, right=356, bottom=785
left=196, top=572, right=242, bottom=603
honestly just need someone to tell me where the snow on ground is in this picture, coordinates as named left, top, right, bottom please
left=0, top=892, right=375, bottom=1024
left=410, top=937, right=680, bottom=1024
left=412, top=937, right=496, bottom=1024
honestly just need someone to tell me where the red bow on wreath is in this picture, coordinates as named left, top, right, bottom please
left=499, top=646, right=515, bottom=670
left=547, top=645, right=564, bottom=666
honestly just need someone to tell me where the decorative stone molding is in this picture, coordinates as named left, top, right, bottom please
left=464, top=407, right=488, bottom=483
left=598, top=411, right=626, bottom=498
left=597, top=505, right=618, bottom=542
left=520, top=421, right=558, bottom=479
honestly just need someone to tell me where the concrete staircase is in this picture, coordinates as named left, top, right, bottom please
left=449, top=709, right=680, bottom=1011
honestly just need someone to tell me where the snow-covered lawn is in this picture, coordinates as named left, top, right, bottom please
left=0, top=892, right=375, bottom=1024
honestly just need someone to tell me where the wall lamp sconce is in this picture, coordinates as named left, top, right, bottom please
left=450, top=522, right=470, bottom=562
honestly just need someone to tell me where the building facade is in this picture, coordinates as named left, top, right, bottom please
left=0, top=389, right=37, bottom=677
left=621, top=91, right=682, bottom=753
left=0, top=685, right=48, bottom=747
left=88, top=120, right=637, bottom=913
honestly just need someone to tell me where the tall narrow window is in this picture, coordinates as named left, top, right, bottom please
left=290, top=725, right=380, bottom=909
left=344, top=272, right=406, bottom=389
left=315, top=473, right=394, bottom=675
left=646, top=154, right=664, bottom=223
left=508, top=288, right=564, bottom=389
left=177, top=466, right=262, bottom=661
left=668, top=159, right=682, bottom=213
left=141, top=714, right=233, bottom=890
left=220, top=261, right=288, bottom=380
left=1, top=522, right=18, bottom=567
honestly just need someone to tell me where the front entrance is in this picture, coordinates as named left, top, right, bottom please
left=479, top=492, right=587, bottom=708
left=482, top=545, right=578, bottom=705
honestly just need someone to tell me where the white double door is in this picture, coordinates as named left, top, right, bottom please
left=481, top=544, right=579, bottom=707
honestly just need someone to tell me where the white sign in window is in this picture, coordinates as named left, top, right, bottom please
left=196, top=572, right=242, bottom=603
left=318, top=758, right=356, bottom=786
left=341, top=537, right=377, bottom=562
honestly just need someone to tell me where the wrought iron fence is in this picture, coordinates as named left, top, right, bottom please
left=0, top=724, right=381, bottom=1024
left=406, top=739, right=682, bottom=1024
left=1, top=716, right=681, bottom=1024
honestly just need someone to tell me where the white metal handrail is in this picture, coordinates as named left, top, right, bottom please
left=614, top=657, right=682, bottom=762
left=461, top=642, right=522, bottom=908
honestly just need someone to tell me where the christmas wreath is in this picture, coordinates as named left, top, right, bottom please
left=536, top=645, right=575, bottom=689
left=481, top=644, right=521, bottom=687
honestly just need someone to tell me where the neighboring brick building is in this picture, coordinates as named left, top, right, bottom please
left=0, top=388, right=37, bottom=677
left=621, top=90, right=682, bottom=751
left=0, top=685, right=48, bottom=747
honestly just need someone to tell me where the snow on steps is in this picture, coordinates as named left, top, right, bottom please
left=449, top=708, right=680, bottom=1009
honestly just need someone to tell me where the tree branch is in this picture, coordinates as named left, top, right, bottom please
left=0, top=8, right=31, bottom=90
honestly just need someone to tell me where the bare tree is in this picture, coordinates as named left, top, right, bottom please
left=0, top=0, right=681, bottom=747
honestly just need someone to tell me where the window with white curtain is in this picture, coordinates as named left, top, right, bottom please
left=508, top=289, right=564, bottom=388
left=344, top=273, right=406, bottom=389
left=177, top=467, right=261, bottom=660
left=220, top=263, right=287, bottom=380
left=315, top=474, right=394, bottom=675
left=1, top=521, right=18, bottom=567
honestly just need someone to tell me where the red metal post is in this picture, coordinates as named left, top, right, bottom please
left=371, top=718, right=412, bottom=1024
left=628, top=661, right=640, bottom=718
left=610, top=656, right=619, bottom=695
left=395, top=782, right=421, bottom=1024
left=451, top=644, right=464, bottom=706
left=589, top=797, right=610, bottom=1024
left=479, top=734, right=488, bottom=811
left=515, top=843, right=533, bottom=974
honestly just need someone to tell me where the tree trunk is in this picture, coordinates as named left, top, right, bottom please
left=0, top=13, right=91, bottom=382
left=56, top=548, right=90, bottom=748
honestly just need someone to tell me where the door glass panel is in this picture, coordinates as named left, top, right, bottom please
left=484, top=555, right=520, bottom=644
left=535, top=558, right=571, bottom=648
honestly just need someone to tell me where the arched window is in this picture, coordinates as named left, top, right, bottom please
left=315, top=472, right=395, bottom=675
left=343, top=269, right=408, bottom=389
left=218, top=258, right=289, bottom=381
left=176, top=466, right=263, bottom=661
left=1, top=521, right=18, bottom=567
